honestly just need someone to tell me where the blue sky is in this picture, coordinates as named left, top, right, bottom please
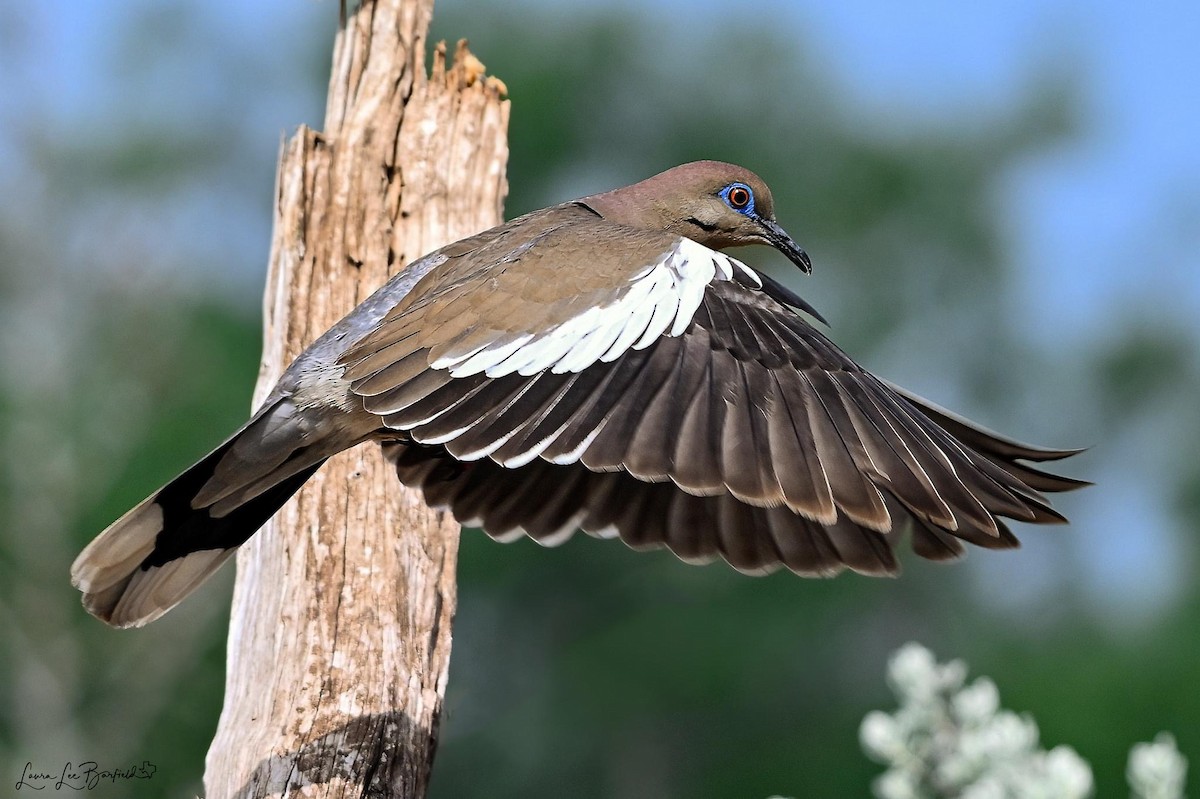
left=790, top=0, right=1200, bottom=341
left=11, top=0, right=1197, bottom=332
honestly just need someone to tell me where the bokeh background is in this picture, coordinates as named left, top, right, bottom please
left=2, top=1, right=1199, bottom=796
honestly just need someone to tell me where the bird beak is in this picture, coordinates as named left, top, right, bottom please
left=759, top=218, right=812, bottom=274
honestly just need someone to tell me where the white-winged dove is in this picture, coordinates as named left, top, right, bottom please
left=72, top=161, right=1085, bottom=627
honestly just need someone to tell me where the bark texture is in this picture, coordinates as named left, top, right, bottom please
left=204, top=1, right=509, bottom=796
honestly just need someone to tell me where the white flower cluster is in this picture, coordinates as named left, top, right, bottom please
left=1128, top=733, right=1188, bottom=799
left=859, top=643, right=1187, bottom=799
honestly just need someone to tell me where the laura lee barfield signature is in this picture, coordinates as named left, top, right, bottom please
left=15, top=760, right=157, bottom=791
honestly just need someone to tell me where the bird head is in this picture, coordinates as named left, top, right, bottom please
left=580, top=160, right=812, bottom=273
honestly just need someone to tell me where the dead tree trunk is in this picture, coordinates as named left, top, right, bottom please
left=204, top=1, right=509, bottom=796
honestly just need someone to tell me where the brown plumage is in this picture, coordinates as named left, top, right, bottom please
left=72, top=160, right=1085, bottom=627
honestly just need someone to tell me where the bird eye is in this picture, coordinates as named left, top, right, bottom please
left=722, top=183, right=755, bottom=214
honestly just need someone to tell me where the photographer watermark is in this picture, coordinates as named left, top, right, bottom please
left=15, top=760, right=157, bottom=791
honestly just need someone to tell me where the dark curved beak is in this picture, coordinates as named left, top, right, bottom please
left=759, top=218, right=812, bottom=274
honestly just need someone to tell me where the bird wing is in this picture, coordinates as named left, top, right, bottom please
left=340, top=205, right=763, bottom=384
left=385, top=440, right=1032, bottom=577
left=340, top=219, right=1083, bottom=574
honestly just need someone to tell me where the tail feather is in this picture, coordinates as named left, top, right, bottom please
left=72, top=405, right=330, bottom=628
left=83, top=549, right=236, bottom=628
left=193, top=399, right=318, bottom=509
left=71, top=498, right=163, bottom=596
left=207, top=445, right=331, bottom=518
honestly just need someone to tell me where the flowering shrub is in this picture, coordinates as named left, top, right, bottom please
left=859, top=643, right=1186, bottom=799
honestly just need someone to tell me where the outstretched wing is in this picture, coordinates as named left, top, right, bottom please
left=385, top=440, right=1033, bottom=577
left=342, top=217, right=1083, bottom=575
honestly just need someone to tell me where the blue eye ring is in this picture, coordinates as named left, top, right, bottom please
left=720, top=182, right=756, bottom=216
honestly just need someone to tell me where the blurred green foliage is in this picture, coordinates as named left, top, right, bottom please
left=1, top=3, right=1197, bottom=798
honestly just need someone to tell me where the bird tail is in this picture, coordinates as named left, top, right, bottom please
left=71, top=399, right=337, bottom=628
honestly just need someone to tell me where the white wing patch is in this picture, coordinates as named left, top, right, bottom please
left=429, top=238, right=760, bottom=379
